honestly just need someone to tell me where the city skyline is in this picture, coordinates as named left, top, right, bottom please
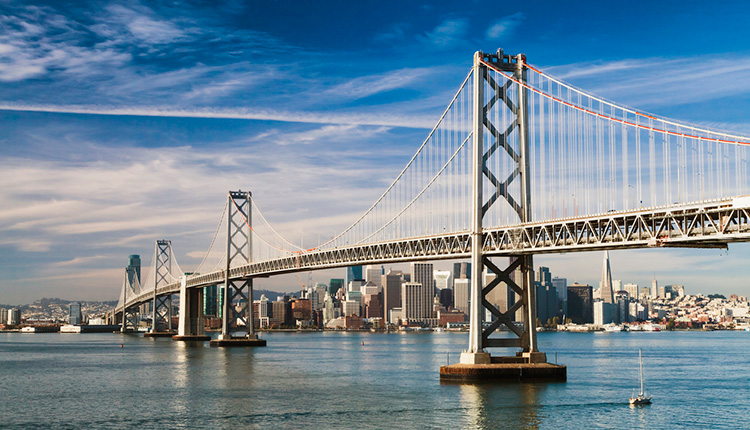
left=2, top=1, right=750, bottom=303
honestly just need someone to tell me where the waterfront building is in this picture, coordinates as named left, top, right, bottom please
left=0, top=308, right=7, bottom=325
left=552, top=276, right=568, bottom=315
left=389, top=307, right=403, bottom=325
left=599, top=251, right=614, bottom=303
left=439, top=288, right=453, bottom=309
left=69, top=302, right=82, bottom=325
left=453, top=278, right=470, bottom=314
left=7, top=308, right=21, bottom=325
left=342, top=300, right=360, bottom=317
left=346, top=290, right=362, bottom=314
left=434, top=270, right=452, bottom=291
left=346, top=266, right=363, bottom=286
left=204, top=284, right=218, bottom=316
left=381, top=269, right=402, bottom=323
left=594, top=300, right=616, bottom=325
left=401, top=282, right=424, bottom=321
left=364, top=292, right=383, bottom=319
left=411, top=262, right=435, bottom=318
left=271, top=300, right=290, bottom=327
left=314, top=283, right=328, bottom=310
left=254, top=294, right=271, bottom=328
left=536, top=283, right=558, bottom=325
left=567, top=284, right=593, bottom=324
left=291, top=299, right=312, bottom=321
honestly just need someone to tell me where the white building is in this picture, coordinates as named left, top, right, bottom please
left=453, top=278, right=470, bottom=314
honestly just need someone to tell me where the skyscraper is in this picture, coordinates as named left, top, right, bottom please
left=204, top=284, right=218, bottom=316
left=381, top=270, right=402, bottom=323
left=364, top=265, right=383, bottom=288
left=453, top=278, right=470, bottom=314
left=411, top=262, right=435, bottom=318
left=127, top=254, right=141, bottom=287
left=599, top=251, right=614, bottom=304
left=69, top=302, right=82, bottom=325
left=453, top=262, right=471, bottom=280
left=401, top=282, right=424, bottom=321
left=567, top=284, right=593, bottom=324
left=329, top=278, right=344, bottom=296
left=346, top=266, right=363, bottom=286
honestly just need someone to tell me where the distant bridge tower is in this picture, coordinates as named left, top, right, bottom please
left=462, top=50, right=545, bottom=364
left=212, top=190, right=265, bottom=346
left=119, top=268, right=139, bottom=333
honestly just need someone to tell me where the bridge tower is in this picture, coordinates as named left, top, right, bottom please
left=210, top=190, right=266, bottom=347
left=119, top=268, right=139, bottom=333
left=145, top=239, right=176, bottom=336
left=461, top=50, right=545, bottom=365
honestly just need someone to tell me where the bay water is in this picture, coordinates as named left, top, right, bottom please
left=1, top=330, right=748, bottom=429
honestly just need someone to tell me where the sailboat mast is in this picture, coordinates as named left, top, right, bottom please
left=639, top=348, right=644, bottom=395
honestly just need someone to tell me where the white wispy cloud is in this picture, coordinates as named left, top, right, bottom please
left=420, top=18, right=469, bottom=49
left=544, top=54, right=750, bottom=109
left=0, top=103, right=437, bottom=128
left=325, top=67, right=433, bottom=100
left=485, top=12, right=524, bottom=40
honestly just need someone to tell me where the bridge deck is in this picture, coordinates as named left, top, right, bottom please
left=118, top=197, right=750, bottom=313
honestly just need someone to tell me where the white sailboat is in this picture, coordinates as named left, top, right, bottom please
left=629, top=348, right=652, bottom=405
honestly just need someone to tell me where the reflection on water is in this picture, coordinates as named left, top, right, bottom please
left=459, top=382, right=549, bottom=429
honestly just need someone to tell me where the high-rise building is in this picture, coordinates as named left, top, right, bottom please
left=69, top=302, right=82, bottom=325
left=434, top=270, right=453, bottom=291
left=364, top=265, right=383, bottom=288
left=401, top=282, right=424, bottom=321
left=453, top=278, right=470, bottom=314
left=613, top=279, right=623, bottom=292
left=567, top=284, right=593, bottom=324
left=594, top=300, right=616, bottom=325
left=7, top=308, right=21, bottom=325
left=127, top=254, right=141, bottom=287
left=204, top=284, right=218, bottom=316
left=537, top=266, right=552, bottom=287
left=651, top=278, right=658, bottom=298
left=599, top=251, right=614, bottom=304
left=624, top=283, right=639, bottom=299
left=453, top=262, right=471, bottom=280
left=552, top=276, right=568, bottom=315
left=536, top=283, right=558, bottom=325
left=342, top=300, right=360, bottom=317
left=0, top=308, right=7, bottom=325
left=381, top=270, right=402, bottom=323
left=329, top=279, right=344, bottom=296
left=411, top=262, right=435, bottom=318
left=346, top=266, right=363, bottom=286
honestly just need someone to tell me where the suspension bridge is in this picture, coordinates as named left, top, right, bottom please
left=113, top=50, right=750, bottom=376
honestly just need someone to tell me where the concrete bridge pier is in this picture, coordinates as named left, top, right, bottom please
left=174, top=276, right=211, bottom=341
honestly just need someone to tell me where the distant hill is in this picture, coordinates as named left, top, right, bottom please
left=253, top=289, right=299, bottom=301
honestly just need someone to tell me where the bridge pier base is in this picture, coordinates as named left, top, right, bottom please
left=173, top=276, right=211, bottom=341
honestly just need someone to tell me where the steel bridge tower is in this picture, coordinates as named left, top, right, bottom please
left=211, top=190, right=266, bottom=346
left=461, top=50, right=545, bottom=365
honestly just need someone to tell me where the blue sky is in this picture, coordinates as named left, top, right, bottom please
left=2, top=0, right=750, bottom=304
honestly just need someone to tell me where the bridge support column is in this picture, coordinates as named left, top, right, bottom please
left=211, top=190, right=266, bottom=347
left=174, top=276, right=211, bottom=341
left=445, top=49, right=564, bottom=381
